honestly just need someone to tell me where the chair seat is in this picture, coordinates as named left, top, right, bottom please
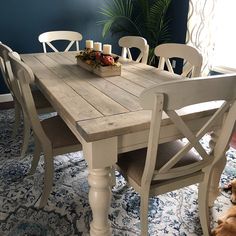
left=41, top=116, right=80, bottom=148
left=32, top=89, right=52, bottom=110
left=117, top=140, right=202, bottom=186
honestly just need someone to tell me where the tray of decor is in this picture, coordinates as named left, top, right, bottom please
left=76, top=50, right=121, bottom=77
left=76, top=41, right=121, bottom=77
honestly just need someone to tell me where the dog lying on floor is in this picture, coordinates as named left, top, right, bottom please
left=230, top=179, right=236, bottom=204
left=211, top=206, right=236, bottom=236
left=211, top=179, right=236, bottom=236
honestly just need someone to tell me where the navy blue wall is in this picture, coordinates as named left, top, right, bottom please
left=0, top=0, right=189, bottom=93
left=168, top=0, right=189, bottom=44
left=0, top=0, right=115, bottom=53
left=167, top=0, right=189, bottom=74
left=0, top=0, right=116, bottom=93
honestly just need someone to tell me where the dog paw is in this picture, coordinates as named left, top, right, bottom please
left=230, top=196, right=236, bottom=204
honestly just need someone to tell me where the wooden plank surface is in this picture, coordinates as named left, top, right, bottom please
left=76, top=103, right=221, bottom=142
left=43, top=53, right=142, bottom=111
left=34, top=53, right=129, bottom=116
left=21, top=52, right=213, bottom=143
left=21, top=54, right=103, bottom=125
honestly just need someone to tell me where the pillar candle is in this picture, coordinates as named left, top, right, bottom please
left=86, top=40, right=93, bottom=49
left=103, top=44, right=112, bottom=55
left=94, top=42, right=102, bottom=51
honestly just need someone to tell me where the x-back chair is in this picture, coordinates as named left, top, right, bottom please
left=0, top=42, right=53, bottom=158
left=8, top=52, right=82, bottom=207
left=119, top=36, right=149, bottom=64
left=117, top=74, right=236, bottom=235
left=154, top=43, right=203, bottom=77
left=38, top=30, right=83, bottom=53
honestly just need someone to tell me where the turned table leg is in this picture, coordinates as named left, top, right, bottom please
left=89, top=168, right=112, bottom=236
left=83, top=137, right=117, bottom=236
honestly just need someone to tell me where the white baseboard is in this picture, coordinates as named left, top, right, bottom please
left=0, top=93, right=13, bottom=103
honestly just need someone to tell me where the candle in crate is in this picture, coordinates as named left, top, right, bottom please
left=86, top=40, right=93, bottom=49
left=103, top=44, right=112, bottom=55
left=94, top=42, right=102, bottom=52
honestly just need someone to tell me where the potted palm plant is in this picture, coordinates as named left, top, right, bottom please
left=98, top=0, right=172, bottom=65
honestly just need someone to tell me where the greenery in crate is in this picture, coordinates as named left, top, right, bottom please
left=98, top=0, right=172, bottom=65
left=76, top=50, right=120, bottom=67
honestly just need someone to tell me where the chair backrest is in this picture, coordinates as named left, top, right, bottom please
left=0, top=43, right=22, bottom=100
left=139, top=74, right=236, bottom=187
left=0, top=42, right=13, bottom=91
left=118, top=36, right=149, bottom=64
left=38, top=31, right=83, bottom=53
left=8, top=52, right=51, bottom=146
left=154, top=43, right=203, bottom=77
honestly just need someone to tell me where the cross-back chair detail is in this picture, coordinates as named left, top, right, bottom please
left=0, top=43, right=32, bottom=150
left=154, top=43, right=203, bottom=77
left=38, top=30, right=83, bottom=53
left=118, top=36, right=149, bottom=64
left=0, top=43, right=22, bottom=142
left=0, top=43, right=53, bottom=158
left=8, top=52, right=82, bottom=207
left=117, top=74, right=236, bottom=235
left=0, top=42, right=13, bottom=91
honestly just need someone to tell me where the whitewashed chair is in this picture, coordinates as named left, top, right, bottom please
left=0, top=42, right=53, bottom=158
left=38, top=30, right=83, bottom=53
left=0, top=43, right=20, bottom=136
left=116, top=75, right=236, bottom=235
left=8, top=52, right=83, bottom=208
left=118, top=36, right=149, bottom=64
left=154, top=43, right=203, bottom=77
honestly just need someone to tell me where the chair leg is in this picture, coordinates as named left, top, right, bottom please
left=39, top=151, right=54, bottom=208
left=20, top=114, right=31, bottom=158
left=140, top=192, right=149, bottom=236
left=28, top=136, right=41, bottom=175
left=11, top=100, right=21, bottom=138
left=198, top=171, right=211, bottom=236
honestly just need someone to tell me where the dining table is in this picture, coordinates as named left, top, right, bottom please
left=21, top=51, right=223, bottom=236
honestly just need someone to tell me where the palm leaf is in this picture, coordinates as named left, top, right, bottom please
left=158, top=18, right=172, bottom=42
left=99, top=0, right=141, bottom=37
left=98, top=0, right=172, bottom=65
left=99, top=20, right=113, bottom=38
left=148, top=0, right=171, bottom=42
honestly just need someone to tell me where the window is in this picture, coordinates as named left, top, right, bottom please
left=211, top=0, right=236, bottom=72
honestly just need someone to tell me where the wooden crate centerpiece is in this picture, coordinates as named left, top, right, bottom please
left=76, top=50, right=121, bottom=77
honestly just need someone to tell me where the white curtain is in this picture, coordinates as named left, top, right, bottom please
left=186, top=0, right=218, bottom=76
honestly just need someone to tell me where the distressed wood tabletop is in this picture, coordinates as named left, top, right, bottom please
left=21, top=52, right=219, bottom=142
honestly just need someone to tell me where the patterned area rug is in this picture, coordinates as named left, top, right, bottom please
left=0, top=109, right=236, bottom=236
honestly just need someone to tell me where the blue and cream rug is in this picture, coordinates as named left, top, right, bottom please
left=0, top=109, right=236, bottom=236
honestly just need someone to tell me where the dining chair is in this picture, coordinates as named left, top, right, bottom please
left=0, top=42, right=21, bottom=137
left=116, top=75, right=236, bottom=235
left=118, top=36, right=149, bottom=64
left=154, top=43, right=203, bottom=77
left=8, top=51, right=83, bottom=208
left=38, top=30, right=83, bottom=53
left=0, top=42, right=54, bottom=158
